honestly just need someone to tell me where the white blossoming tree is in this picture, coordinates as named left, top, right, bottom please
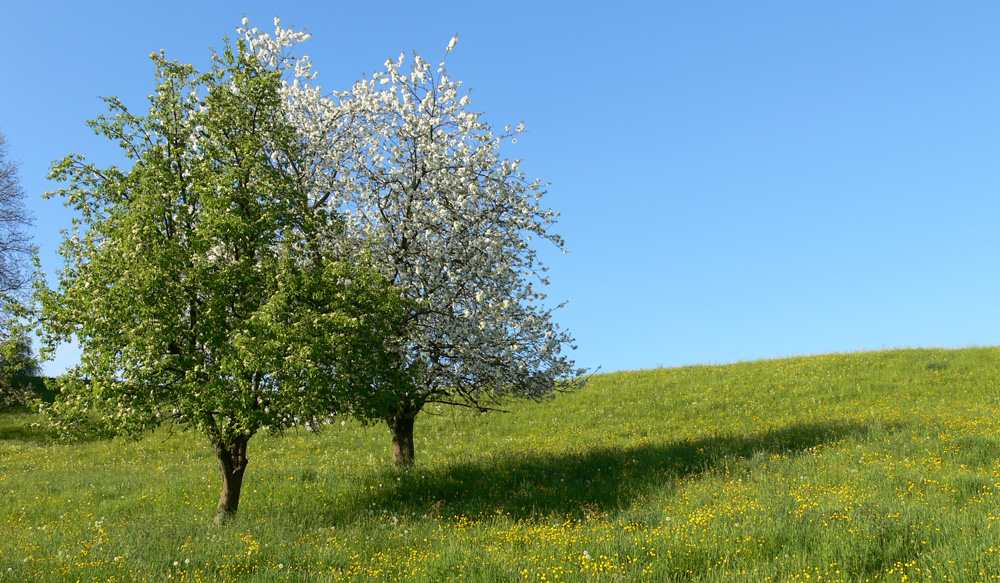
left=38, top=34, right=408, bottom=523
left=241, top=22, right=584, bottom=465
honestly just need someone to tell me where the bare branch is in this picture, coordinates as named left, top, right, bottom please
left=0, top=130, right=35, bottom=305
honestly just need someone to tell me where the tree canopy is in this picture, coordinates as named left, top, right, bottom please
left=241, top=22, right=584, bottom=465
left=38, top=36, right=409, bottom=522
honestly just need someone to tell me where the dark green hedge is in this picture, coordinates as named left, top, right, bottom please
left=2, top=375, right=57, bottom=411
left=13, top=375, right=57, bottom=403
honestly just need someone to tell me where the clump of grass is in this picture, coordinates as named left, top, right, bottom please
left=3, top=346, right=1000, bottom=581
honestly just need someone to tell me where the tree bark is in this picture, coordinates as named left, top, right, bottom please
left=388, top=414, right=416, bottom=467
left=210, top=434, right=250, bottom=525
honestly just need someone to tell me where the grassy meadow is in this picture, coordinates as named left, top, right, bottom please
left=4, top=347, right=1000, bottom=581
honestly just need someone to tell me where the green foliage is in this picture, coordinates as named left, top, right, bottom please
left=0, top=331, right=39, bottom=376
left=40, top=41, right=404, bottom=440
left=35, top=36, right=408, bottom=520
left=4, top=346, right=1000, bottom=580
left=0, top=331, right=41, bottom=408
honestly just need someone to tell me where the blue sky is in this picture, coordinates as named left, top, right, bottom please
left=4, top=1, right=1000, bottom=375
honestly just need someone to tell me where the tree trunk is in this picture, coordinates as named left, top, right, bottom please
left=388, top=414, right=416, bottom=467
left=210, top=434, right=250, bottom=525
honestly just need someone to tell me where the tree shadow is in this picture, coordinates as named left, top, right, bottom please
left=0, top=411, right=105, bottom=445
left=346, top=419, right=899, bottom=522
left=0, top=420, right=52, bottom=443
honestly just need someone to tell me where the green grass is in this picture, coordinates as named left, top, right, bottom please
left=4, top=347, right=1000, bottom=581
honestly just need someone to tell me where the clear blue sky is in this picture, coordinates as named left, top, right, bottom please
left=4, top=1, right=1000, bottom=375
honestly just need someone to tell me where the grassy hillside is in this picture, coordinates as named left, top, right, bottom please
left=3, top=347, right=1000, bottom=581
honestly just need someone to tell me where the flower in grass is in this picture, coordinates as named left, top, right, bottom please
left=582, top=551, right=591, bottom=560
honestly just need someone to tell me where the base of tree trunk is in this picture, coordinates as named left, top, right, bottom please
left=388, top=414, right=416, bottom=466
left=211, top=434, right=250, bottom=525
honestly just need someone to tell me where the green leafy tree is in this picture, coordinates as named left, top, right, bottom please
left=1, top=332, right=39, bottom=376
left=37, top=39, right=408, bottom=524
left=0, top=331, right=40, bottom=409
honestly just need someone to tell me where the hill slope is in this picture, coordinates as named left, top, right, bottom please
left=3, top=347, right=1000, bottom=581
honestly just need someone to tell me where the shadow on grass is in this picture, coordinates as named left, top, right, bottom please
left=0, top=413, right=53, bottom=443
left=0, top=412, right=104, bottom=445
left=349, top=419, right=898, bottom=521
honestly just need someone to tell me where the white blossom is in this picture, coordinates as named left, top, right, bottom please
left=239, top=19, right=584, bottom=413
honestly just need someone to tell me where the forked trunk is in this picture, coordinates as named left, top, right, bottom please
left=388, top=414, right=416, bottom=467
left=211, top=434, right=250, bottom=525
